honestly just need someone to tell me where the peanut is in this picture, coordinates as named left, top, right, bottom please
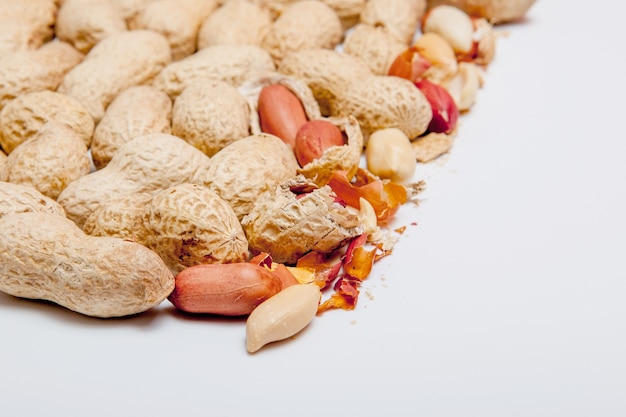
left=278, top=48, right=373, bottom=117
left=239, top=72, right=322, bottom=138
left=58, top=29, right=172, bottom=123
left=152, top=44, right=276, bottom=99
left=192, top=133, right=299, bottom=221
left=84, top=183, right=249, bottom=275
left=257, top=84, right=308, bottom=150
left=0, top=0, right=57, bottom=55
left=359, top=0, right=427, bottom=44
left=0, top=41, right=84, bottom=111
left=0, top=121, right=91, bottom=200
left=296, top=116, right=363, bottom=187
left=0, top=212, right=175, bottom=318
left=91, top=85, right=173, bottom=169
left=241, top=176, right=363, bottom=265
left=246, top=283, right=322, bottom=353
left=0, top=181, right=66, bottom=219
left=333, top=74, right=432, bottom=141
left=172, top=79, right=250, bottom=157
left=57, top=133, right=209, bottom=229
left=294, top=119, right=345, bottom=167
left=426, top=0, right=537, bottom=24
left=422, top=4, right=475, bottom=55
left=365, top=128, right=417, bottom=184
left=320, top=0, right=366, bottom=30
left=415, top=78, right=459, bottom=134
left=0, top=90, right=94, bottom=154
left=343, top=23, right=408, bottom=75
left=130, top=0, right=219, bottom=60
left=55, top=0, right=127, bottom=54
left=261, top=0, right=343, bottom=64
left=197, top=0, right=273, bottom=49
left=168, top=263, right=282, bottom=316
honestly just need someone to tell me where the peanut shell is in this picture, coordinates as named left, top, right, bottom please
left=55, top=0, right=128, bottom=54
left=172, top=79, right=250, bottom=157
left=261, top=0, right=343, bottom=64
left=333, top=75, right=432, bottom=141
left=58, top=30, right=172, bottom=123
left=296, top=116, right=363, bottom=186
left=0, top=0, right=57, bottom=55
left=0, top=41, right=84, bottom=111
left=0, top=212, right=175, bottom=318
left=241, top=176, right=363, bottom=265
left=57, top=133, right=210, bottom=229
left=197, top=0, right=273, bottom=49
left=84, top=183, right=249, bottom=274
left=0, top=90, right=94, bottom=154
left=343, top=23, right=408, bottom=75
left=359, top=0, right=427, bottom=44
left=0, top=121, right=91, bottom=200
left=192, top=133, right=299, bottom=221
left=130, top=0, right=219, bottom=60
left=0, top=181, right=66, bottom=219
left=153, top=44, right=276, bottom=99
left=91, top=85, right=172, bottom=169
left=278, top=48, right=372, bottom=116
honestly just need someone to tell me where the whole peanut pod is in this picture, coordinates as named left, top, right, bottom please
left=0, top=212, right=175, bottom=318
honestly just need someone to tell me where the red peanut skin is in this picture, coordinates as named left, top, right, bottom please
left=168, top=263, right=282, bottom=316
left=258, top=84, right=308, bottom=150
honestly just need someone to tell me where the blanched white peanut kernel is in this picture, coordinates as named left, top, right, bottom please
left=246, top=283, right=321, bottom=353
left=357, top=197, right=381, bottom=240
left=422, top=5, right=474, bottom=54
left=444, top=62, right=484, bottom=112
left=365, top=128, right=417, bottom=184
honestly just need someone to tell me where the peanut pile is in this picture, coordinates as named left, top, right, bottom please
left=0, top=0, right=536, bottom=353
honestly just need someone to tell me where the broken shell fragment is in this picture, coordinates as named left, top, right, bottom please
left=241, top=176, right=364, bottom=265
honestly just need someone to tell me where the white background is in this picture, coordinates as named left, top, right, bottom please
left=2, top=1, right=625, bottom=416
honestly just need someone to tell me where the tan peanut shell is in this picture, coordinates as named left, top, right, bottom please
left=0, top=212, right=175, bottom=318
left=0, top=181, right=66, bottom=219
left=84, top=183, right=249, bottom=274
left=57, top=133, right=210, bottom=229
left=168, top=263, right=282, bottom=316
left=261, top=0, right=344, bottom=64
left=197, top=0, right=273, bottom=49
left=58, top=30, right=172, bottom=123
left=172, top=79, right=250, bottom=157
left=0, top=41, right=84, bottom=111
left=0, top=0, right=57, bottom=55
left=111, top=0, right=156, bottom=24
left=320, top=0, right=367, bottom=30
left=91, top=85, right=172, bottom=169
left=246, top=283, right=322, bottom=353
left=241, top=176, right=363, bottom=265
left=0, top=90, right=95, bottom=154
left=333, top=75, right=432, bottom=141
left=239, top=72, right=322, bottom=136
left=296, top=116, right=363, bottom=187
left=0, top=121, right=91, bottom=200
left=426, top=0, right=537, bottom=24
left=359, top=0, right=427, bottom=44
left=55, top=0, right=128, bottom=54
left=130, top=0, right=219, bottom=60
left=343, top=23, right=408, bottom=75
left=192, top=133, right=299, bottom=221
left=153, top=44, right=276, bottom=99
left=0, top=150, right=7, bottom=168
left=278, top=48, right=372, bottom=116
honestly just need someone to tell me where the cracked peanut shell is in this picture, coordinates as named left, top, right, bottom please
left=241, top=176, right=363, bottom=265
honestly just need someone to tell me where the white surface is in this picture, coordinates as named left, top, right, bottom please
left=2, top=1, right=626, bottom=416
